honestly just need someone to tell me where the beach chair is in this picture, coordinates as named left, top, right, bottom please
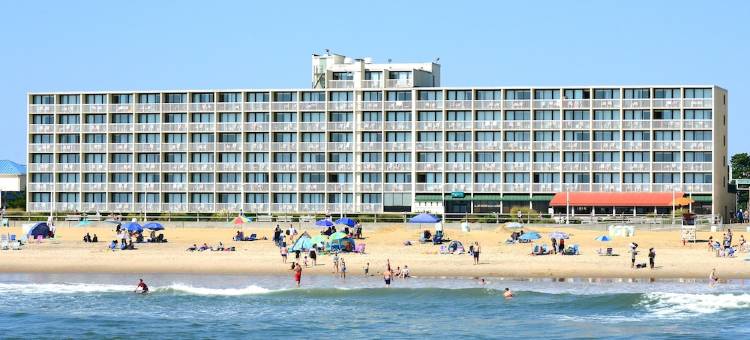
left=532, top=245, right=540, bottom=255
left=9, top=234, right=15, bottom=242
left=354, top=243, right=365, bottom=253
left=10, top=241, right=21, bottom=250
left=572, top=244, right=580, bottom=255
left=36, top=235, right=44, bottom=244
left=439, top=245, right=448, bottom=254
left=248, top=233, right=257, bottom=241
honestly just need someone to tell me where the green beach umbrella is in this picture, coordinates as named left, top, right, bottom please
left=310, top=234, right=329, bottom=246
left=330, top=232, right=347, bottom=240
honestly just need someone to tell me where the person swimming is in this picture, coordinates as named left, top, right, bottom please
left=503, top=288, right=513, bottom=298
left=135, top=279, right=149, bottom=294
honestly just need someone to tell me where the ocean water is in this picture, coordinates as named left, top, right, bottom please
left=0, top=273, right=748, bottom=339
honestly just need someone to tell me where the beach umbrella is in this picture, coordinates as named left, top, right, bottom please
left=595, top=235, right=611, bottom=242
left=310, top=234, right=329, bottom=246
left=505, top=222, right=524, bottom=229
left=124, top=222, right=143, bottom=233
left=315, top=219, right=334, bottom=227
left=549, top=231, right=569, bottom=239
left=144, top=222, right=164, bottom=231
left=672, top=197, right=694, bottom=206
left=330, top=231, right=348, bottom=240
left=232, top=216, right=245, bottom=225
left=408, top=213, right=441, bottom=224
left=335, top=217, right=357, bottom=227
left=519, top=232, right=541, bottom=241
left=76, top=219, right=91, bottom=227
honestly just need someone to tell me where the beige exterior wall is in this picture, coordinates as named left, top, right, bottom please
left=712, top=86, right=733, bottom=221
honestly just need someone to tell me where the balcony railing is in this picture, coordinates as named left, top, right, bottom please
left=683, top=141, right=712, bottom=151
left=82, top=104, right=108, bottom=113
left=532, top=184, right=561, bottom=192
left=299, top=101, right=326, bottom=111
left=532, top=162, right=561, bottom=171
left=360, top=80, right=382, bottom=88
left=532, top=121, right=561, bottom=130
left=271, top=102, right=298, bottom=111
left=592, top=99, right=620, bottom=109
left=652, top=99, right=681, bottom=108
left=415, top=100, right=443, bottom=110
left=385, top=79, right=413, bottom=88
left=622, top=162, right=650, bottom=171
left=683, top=98, right=712, bottom=108
left=327, top=80, right=354, bottom=89
left=444, top=100, right=472, bottom=110
left=244, top=102, right=270, bottom=111
left=562, top=99, right=591, bottom=109
left=383, top=142, right=410, bottom=152
left=135, top=103, right=161, bottom=113
left=503, top=183, right=531, bottom=192
left=533, top=99, right=561, bottom=109
left=384, top=101, right=412, bottom=110
left=622, top=99, right=650, bottom=109
left=473, top=183, right=502, bottom=192
left=216, top=102, right=242, bottom=112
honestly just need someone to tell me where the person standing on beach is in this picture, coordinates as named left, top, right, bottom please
left=630, top=247, right=637, bottom=268
left=551, top=238, right=557, bottom=255
left=294, top=262, right=302, bottom=287
left=384, top=269, right=392, bottom=287
left=558, top=238, right=565, bottom=254
left=473, top=242, right=481, bottom=265
left=340, top=258, right=347, bottom=279
left=280, top=245, right=288, bottom=263
left=364, top=262, right=370, bottom=276
left=709, top=268, right=719, bottom=287
left=309, top=247, right=317, bottom=266
left=648, top=248, right=655, bottom=269
left=333, top=253, right=339, bottom=273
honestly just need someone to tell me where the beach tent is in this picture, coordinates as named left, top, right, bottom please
left=335, top=217, right=356, bottom=227
left=27, top=222, right=50, bottom=238
left=315, top=219, right=334, bottom=227
left=595, top=235, right=611, bottom=242
left=519, top=232, right=541, bottom=241
left=290, top=232, right=312, bottom=252
left=329, top=235, right=356, bottom=252
left=447, top=240, right=465, bottom=253
left=310, top=234, right=329, bottom=248
left=144, top=222, right=164, bottom=231
left=409, top=213, right=441, bottom=224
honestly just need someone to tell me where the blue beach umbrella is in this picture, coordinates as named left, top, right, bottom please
left=335, top=217, right=357, bottom=227
left=124, top=222, right=143, bottom=233
left=519, top=232, right=541, bottom=241
left=143, top=222, right=164, bottom=231
left=315, top=219, right=334, bottom=227
left=595, top=235, right=611, bottom=242
left=408, top=213, right=441, bottom=224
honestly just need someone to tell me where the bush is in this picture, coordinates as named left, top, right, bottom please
left=509, top=207, right=540, bottom=223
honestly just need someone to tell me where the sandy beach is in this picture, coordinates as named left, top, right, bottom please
left=0, top=223, right=748, bottom=279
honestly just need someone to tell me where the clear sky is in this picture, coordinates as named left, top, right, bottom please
left=0, top=0, right=747, bottom=164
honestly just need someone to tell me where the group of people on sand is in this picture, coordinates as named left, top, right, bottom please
left=381, top=259, right=410, bottom=287
left=109, top=239, right=136, bottom=251
left=82, top=233, right=99, bottom=243
left=629, top=242, right=656, bottom=269
left=186, top=242, right=236, bottom=252
left=707, top=229, right=747, bottom=257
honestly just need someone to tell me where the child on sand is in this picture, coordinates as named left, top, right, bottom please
left=364, top=262, right=370, bottom=276
left=280, top=245, right=288, bottom=263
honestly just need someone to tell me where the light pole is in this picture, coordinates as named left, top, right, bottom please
left=565, top=191, right=570, bottom=225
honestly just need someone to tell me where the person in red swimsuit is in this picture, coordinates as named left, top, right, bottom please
left=294, top=262, right=302, bottom=287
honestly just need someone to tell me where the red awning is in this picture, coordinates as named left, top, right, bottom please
left=549, top=192, right=684, bottom=207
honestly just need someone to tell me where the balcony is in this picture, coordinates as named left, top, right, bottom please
left=360, top=80, right=383, bottom=88
left=384, top=163, right=411, bottom=172
left=503, top=100, right=530, bottom=110
left=561, top=141, right=590, bottom=150
left=621, top=120, right=650, bottom=129
left=244, top=102, right=270, bottom=111
left=502, top=162, right=530, bottom=171
left=591, top=162, right=621, bottom=171
left=28, top=203, right=52, bottom=212
left=415, top=162, right=442, bottom=172
left=622, top=162, right=650, bottom=171
left=270, top=122, right=297, bottom=132
left=56, top=124, right=80, bottom=133
left=683, top=98, right=712, bottom=108
left=532, top=121, right=561, bottom=130
left=270, top=183, right=297, bottom=191
left=359, top=203, right=382, bottom=213
left=161, top=143, right=186, bottom=152
left=445, top=141, right=472, bottom=151
left=651, top=141, right=681, bottom=151
left=533, top=141, right=560, bottom=151
left=359, top=102, right=383, bottom=110
left=533, top=99, right=561, bottom=109
left=652, top=99, right=681, bottom=108
left=562, top=99, right=591, bottom=109
left=683, top=141, right=712, bottom=151
left=29, top=104, right=54, bottom=114
left=188, top=163, right=214, bottom=172
left=327, top=142, right=352, bottom=152
left=415, top=183, right=443, bottom=192
left=473, top=183, right=502, bottom=192
left=29, top=124, right=54, bottom=133
left=503, top=183, right=531, bottom=192
left=327, top=122, right=353, bottom=130
left=415, top=142, right=442, bottom=151
left=445, top=121, right=472, bottom=130
left=384, top=101, right=412, bottom=110
left=653, top=163, right=680, bottom=171
left=161, top=183, right=187, bottom=191
left=271, top=102, right=298, bottom=111
left=503, top=121, right=531, bottom=130
left=503, top=141, right=531, bottom=151
left=532, top=183, right=561, bottom=192
left=474, top=141, right=502, bottom=150
left=55, top=104, right=81, bottom=114
left=683, top=184, right=712, bottom=193
left=358, top=121, right=383, bottom=130
left=162, top=163, right=187, bottom=172
left=683, top=162, right=712, bottom=171
left=134, top=143, right=160, bottom=152
left=445, top=163, right=472, bottom=171
left=81, top=203, right=107, bottom=212
left=474, top=121, right=501, bottom=130
left=384, top=121, right=411, bottom=130
left=108, top=163, right=133, bottom=172
left=162, top=103, right=188, bottom=112
left=475, top=100, right=503, bottom=110
left=108, top=104, right=133, bottom=113
left=299, top=183, right=325, bottom=191
left=29, top=163, right=53, bottom=172
left=360, top=142, right=383, bottom=151
left=80, top=163, right=105, bottom=172
left=189, top=203, right=215, bottom=213
left=385, top=79, right=413, bottom=88
left=326, top=183, right=353, bottom=192
left=445, top=100, right=472, bottom=110
left=56, top=144, right=80, bottom=153
left=216, top=142, right=241, bottom=152
left=532, top=162, right=561, bottom=171
left=188, top=183, right=214, bottom=191
left=244, top=122, right=269, bottom=132
left=328, top=102, right=354, bottom=111
left=82, top=104, right=107, bottom=113
left=592, top=121, right=620, bottom=129
left=299, top=122, right=325, bottom=131
left=591, top=184, right=621, bottom=192
left=383, top=183, right=411, bottom=192
left=162, top=123, right=187, bottom=132
left=56, top=202, right=81, bottom=211
left=683, top=120, right=713, bottom=129
left=244, top=142, right=269, bottom=152
left=134, top=163, right=160, bottom=172
left=108, top=183, right=133, bottom=191
left=562, top=163, right=590, bottom=171
left=622, top=141, right=650, bottom=150
left=243, top=183, right=269, bottom=192
left=244, top=203, right=270, bottom=213
left=652, top=120, right=681, bottom=129
left=300, top=163, right=325, bottom=171
left=622, top=99, right=650, bottom=109
left=562, top=121, right=590, bottom=129
left=622, top=184, right=651, bottom=192
left=188, top=103, right=215, bottom=112
left=358, top=183, right=383, bottom=191
left=189, top=143, right=214, bottom=152
left=189, top=123, right=214, bottom=132
left=28, top=183, right=54, bottom=191
left=326, top=163, right=353, bottom=172
left=561, top=183, right=591, bottom=192
left=133, top=203, right=162, bottom=212
left=299, top=101, right=326, bottom=111
left=327, top=203, right=355, bottom=213
left=383, top=142, right=410, bottom=152
left=134, top=183, right=159, bottom=191
left=29, top=144, right=54, bottom=153
left=216, top=123, right=242, bottom=132
left=357, top=163, right=382, bottom=171
left=592, top=99, right=620, bottom=109
left=271, top=142, right=296, bottom=152
left=162, top=203, right=188, bottom=212
left=444, top=183, right=471, bottom=192
left=416, top=100, right=443, bottom=110
left=652, top=184, right=681, bottom=192
left=591, top=141, right=621, bottom=150
left=215, top=183, right=241, bottom=192
left=109, top=124, right=133, bottom=133
left=216, top=102, right=243, bottom=112
left=327, top=80, right=354, bottom=89
left=135, top=103, right=161, bottom=113
left=243, top=163, right=269, bottom=171
left=299, top=203, right=326, bottom=212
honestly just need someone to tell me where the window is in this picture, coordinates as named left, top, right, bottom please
left=32, top=115, right=54, bottom=124
left=653, top=110, right=679, bottom=120
left=504, top=131, right=530, bottom=141
left=653, top=173, right=679, bottom=183
left=273, top=152, right=296, bottom=163
left=301, top=193, right=324, bottom=204
left=361, top=173, right=382, bottom=183
left=447, top=111, right=471, bottom=121
left=388, top=71, right=411, bottom=80
left=685, top=88, right=712, bottom=98
left=218, top=153, right=240, bottom=163
left=446, top=172, right=471, bottom=183
left=328, top=173, right=353, bottom=183
left=653, top=130, right=679, bottom=141
left=31, top=173, right=53, bottom=183
left=164, top=133, right=186, bottom=143
left=84, top=193, right=105, bottom=203
left=245, top=152, right=268, bottom=163
left=476, top=90, right=501, bottom=100
left=163, top=193, right=186, bottom=203
left=163, top=173, right=186, bottom=183
left=31, top=193, right=51, bottom=202
left=684, top=173, right=712, bottom=183
left=245, top=112, right=269, bottom=122
left=137, top=153, right=159, bottom=163
left=534, top=173, right=560, bottom=183
left=190, top=133, right=214, bottom=143
left=504, top=173, right=530, bottom=183
left=362, top=91, right=382, bottom=102
left=329, top=132, right=352, bottom=142
left=191, top=113, right=214, bottom=123
left=219, top=133, right=240, bottom=143
left=110, top=173, right=132, bottom=183
left=653, top=152, right=680, bottom=162
left=302, top=132, right=325, bottom=143
left=418, top=111, right=441, bottom=121
left=624, top=110, right=650, bottom=120
left=110, top=94, right=130, bottom=104
left=329, top=92, right=353, bottom=102
left=685, top=110, right=712, bottom=120
left=563, top=131, right=590, bottom=141
left=534, top=89, right=560, bottom=99
left=623, top=130, right=650, bottom=141
left=58, top=153, right=80, bottom=163
left=57, top=193, right=79, bottom=203
left=111, top=113, right=132, bottom=124
left=624, top=173, right=649, bottom=183
left=331, top=72, right=353, bottom=81
left=476, top=111, right=501, bottom=121
left=594, top=110, right=619, bottom=120
left=329, top=152, right=353, bottom=163
left=505, top=110, right=530, bottom=120
left=219, top=112, right=241, bottom=122
left=386, top=91, right=411, bottom=101
left=593, top=152, right=619, bottom=162
left=329, top=111, right=352, bottom=122
left=504, top=152, right=530, bottom=162
left=534, top=110, right=560, bottom=120
left=684, top=151, right=712, bottom=162
left=85, top=94, right=106, bottom=104
left=301, top=92, right=325, bottom=102
left=623, top=152, right=649, bottom=162
left=383, top=193, right=411, bottom=207
left=273, top=132, right=296, bottom=143
left=137, top=173, right=159, bottom=183
left=245, top=133, right=269, bottom=143
left=416, top=173, right=442, bottom=183
left=191, top=93, right=214, bottom=103
left=362, top=111, right=382, bottom=121
left=564, top=110, right=589, bottom=120
left=246, top=92, right=269, bottom=102
left=190, top=173, right=213, bottom=183
left=386, top=173, right=411, bottom=183
left=59, top=114, right=80, bottom=124
left=654, top=88, right=680, bottom=99
left=361, top=132, right=381, bottom=143
left=139, top=93, right=161, bottom=103
left=301, top=173, right=325, bottom=183
left=218, top=92, right=240, bottom=102
left=245, top=173, right=269, bottom=183
left=418, top=90, right=442, bottom=101
left=110, top=153, right=131, bottom=163
left=165, top=113, right=186, bottom=123
left=364, top=71, right=382, bottom=80
left=57, top=173, right=79, bottom=183
left=32, top=154, right=53, bottom=163
left=624, top=88, right=649, bottom=99
left=59, top=95, right=80, bottom=104
left=447, top=152, right=471, bottom=162
left=190, top=152, right=214, bottom=163
left=417, top=152, right=441, bottom=162
left=385, top=152, right=410, bottom=163
left=385, top=132, right=411, bottom=142
left=386, top=111, right=411, bottom=121
left=446, top=90, right=471, bottom=101
left=110, top=133, right=131, bottom=143
left=418, top=132, right=440, bottom=142
left=137, top=193, right=160, bottom=203
left=476, top=131, right=501, bottom=141
left=534, top=152, right=559, bottom=162
left=446, top=131, right=471, bottom=142
left=137, top=133, right=159, bottom=143
left=563, top=172, right=589, bottom=183
left=505, top=90, right=530, bottom=100
left=594, top=173, right=619, bottom=183
left=593, top=131, right=619, bottom=141
left=594, top=89, right=620, bottom=99
left=245, top=193, right=268, bottom=203
left=475, top=152, right=501, bottom=162
left=273, top=112, right=296, bottom=122
left=534, top=131, right=559, bottom=141
left=327, top=193, right=353, bottom=204
left=32, top=134, right=53, bottom=144
left=684, top=130, right=712, bottom=141
left=32, top=95, right=54, bottom=104
left=564, top=152, right=590, bottom=162
left=190, top=193, right=213, bottom=203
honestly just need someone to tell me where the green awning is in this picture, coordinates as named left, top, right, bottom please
left=530, top=194, right=555, bottom=202
left=502, top=194, right=530, bottom=201
left=473, top=194, right=503, bottom=201
left=415, top=195, right=442, bottom=202
left=692, top=195, right=712, bottom=203
left=444, top=195, right=472, bottom=201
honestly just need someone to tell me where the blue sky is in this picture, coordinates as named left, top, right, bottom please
left=0, top=0, right=747, bottom=163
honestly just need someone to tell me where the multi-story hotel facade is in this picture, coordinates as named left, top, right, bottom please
left=26, top=54, right=733, bottom=219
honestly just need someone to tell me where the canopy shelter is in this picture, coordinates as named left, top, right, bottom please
left=25, top=222, right=50, bottom=238
left=329, top=234, right=356, bottom=252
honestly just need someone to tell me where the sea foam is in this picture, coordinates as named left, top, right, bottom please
left=642, top=292, right=750, bottom=317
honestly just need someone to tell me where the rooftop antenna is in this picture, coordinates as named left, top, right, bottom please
left=434, top=57, right=440, bottom=63
left=325, top=48, right=330, bottom=55
left=387, top=58, right=392, bottom=63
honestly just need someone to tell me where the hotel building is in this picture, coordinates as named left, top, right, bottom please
left=26, top=54, right=733, bottom=218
